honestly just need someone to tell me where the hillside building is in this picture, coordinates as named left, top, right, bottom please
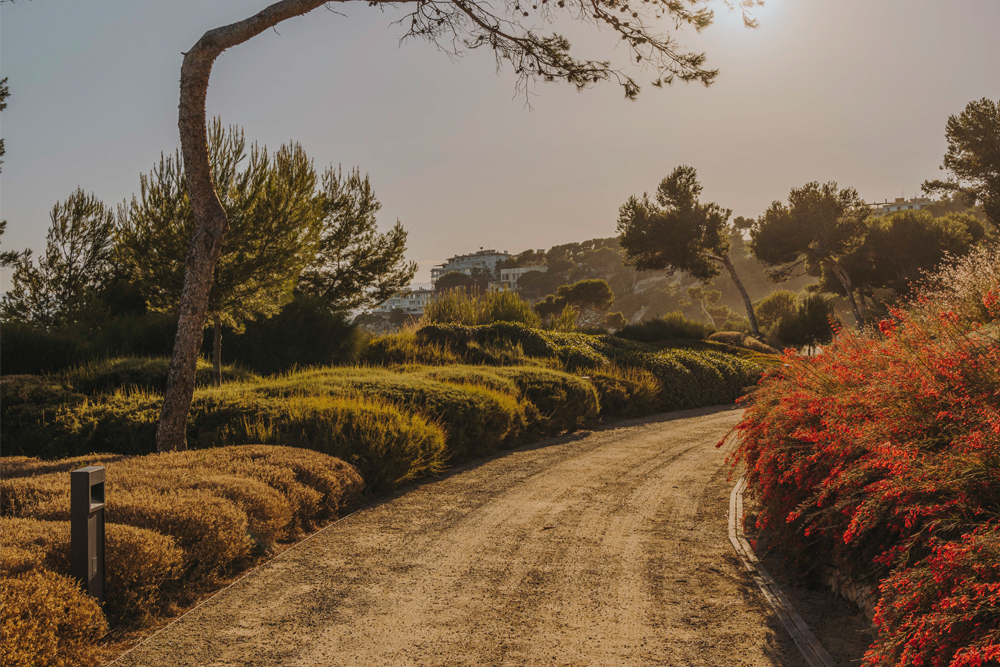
left=430, top=249, right=511, bottom=287
left=372, top=287, right=437, bottom=316
left=871, top=197, right=933, bottom=215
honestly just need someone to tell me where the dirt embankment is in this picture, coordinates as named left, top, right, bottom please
left=114, top=406, right=844, bottom=667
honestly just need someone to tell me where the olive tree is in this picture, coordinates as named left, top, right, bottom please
left=158, top=0, right=761, bottom=451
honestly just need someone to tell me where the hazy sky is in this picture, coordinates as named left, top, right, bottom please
left=2, top=0, right=999, bottom=285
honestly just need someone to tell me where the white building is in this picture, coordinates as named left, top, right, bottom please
left=430, top=249, right=511, bottom=286
left=872, top=197, right=933, bottom=215
left=372, top=287, right=437, bottom=315
left=490, top=265, right=547, bottom=290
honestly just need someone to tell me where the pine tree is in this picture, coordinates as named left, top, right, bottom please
left=1, top=189, right=114, bottom=327
left=116, top=121, right=323, bottom=384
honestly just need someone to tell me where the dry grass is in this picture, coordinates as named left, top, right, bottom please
left=0, top=568, right=107, bottom=667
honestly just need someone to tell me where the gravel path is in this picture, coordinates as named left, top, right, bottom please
left=114, top=405, right=811, bottom=667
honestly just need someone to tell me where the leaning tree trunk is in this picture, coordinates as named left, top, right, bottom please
left=156, top=0, right=331, bottom=452
left=717, top=253, right=760, bottom=337
left=825, top=258, right=864, bottom=329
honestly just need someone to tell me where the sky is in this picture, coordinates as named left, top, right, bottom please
left=2, top=0, right=999, bottom=287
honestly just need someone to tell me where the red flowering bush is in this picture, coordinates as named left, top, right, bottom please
left=730, top=244, right=1000, bottom=667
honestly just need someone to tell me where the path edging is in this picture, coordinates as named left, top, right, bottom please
left=728, top=476, right=838, bottom=667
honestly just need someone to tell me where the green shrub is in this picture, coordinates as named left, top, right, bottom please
left=57, top=356, right=255, bottom=396
left=616, top=311, right=715, bottom=342
left=254, top=368, right=528, bottom=460
left=587, top=365, right=663, bottom=420
left=492, top=366, right=599, bottom=436
left=753, top=290, right=798, bottom=332
left=362, top=331, right=460, bottom=366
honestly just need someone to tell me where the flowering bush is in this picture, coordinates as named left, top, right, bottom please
left=730, top=244, right=1000, bottom=667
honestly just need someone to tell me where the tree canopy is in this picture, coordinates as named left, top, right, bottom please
left=296, top=167, right=416, bottom=311
left=750, top=181, right=869, bottom=327
left=117, top=122, right=323, bottom=382
left=617, top=166, right=761, bottom=334
left=2, top=189, right=115, bottom=328
left=922, top=98, right=1000, bottom=230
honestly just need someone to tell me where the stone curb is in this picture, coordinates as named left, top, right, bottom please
left=728, top=476, right=838, bottom=667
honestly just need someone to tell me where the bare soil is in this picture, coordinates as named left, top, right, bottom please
left=112, top=406, right=847, bottom=667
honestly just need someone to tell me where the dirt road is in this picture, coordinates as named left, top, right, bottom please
left=115, top=406, right=810, bottom=667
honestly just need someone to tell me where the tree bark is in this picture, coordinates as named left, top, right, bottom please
left=699, top=299, right=716, bottom=328
left=212, top=313, right=222, bottom=387
left=825, top=258, right=864, bottom=329
left=156, top=0, right=333, bottom=452
left=717, top=253, right=760, bottom=337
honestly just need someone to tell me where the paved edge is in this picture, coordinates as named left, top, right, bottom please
left=728, top=476, right=838, bottom=667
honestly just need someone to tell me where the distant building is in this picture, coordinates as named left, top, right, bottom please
left=430, top=248, right=511, bottom=287
left=372, top=287, right=437, bottom=316
left=491, top=265, right=547, bottom=291
left=871, top=197, right=933, bottom=215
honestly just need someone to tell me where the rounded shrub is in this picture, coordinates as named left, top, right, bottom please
left=0, top=568, right=107, bottom=667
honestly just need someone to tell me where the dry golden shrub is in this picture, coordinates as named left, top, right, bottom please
left=106, top=459, right=293, bottom=551
left=709, top=331, right=746, bottom=346
left=103, top=522, right=184, bottom=625
left=742, top=336, right=781, bottom=355
left=170, top=446, right=364, bottom=531
left=0, top=568, right=107, bottom=667
left=25, top=488, right=253, bottom=584
left=1, top=517, right=185, bottom=625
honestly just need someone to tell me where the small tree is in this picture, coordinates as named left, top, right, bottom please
left=534, top=278, right=614, bottom=326
left=682, top=284, right=721, bottom=327
left=617, top=166, right=762, bottom=335
left=750, top=181, right=870, bottom=327
left=116, top=121, right=323, bottom=384
left=922, top=98, right=1000, bottom=230
left=2, top=189, right=114, bottom=327
left=297, top=167, right=416, bottom=311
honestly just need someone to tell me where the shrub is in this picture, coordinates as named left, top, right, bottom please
left=492, top=366, right=599, bottom=435
left=731, top=260, right=1000, bottom=666
left=0, top=568, right=107, bottom=667
left=708, top=331, right=745, bottom=346
left=218, top=394, right=448, bottom=491
left=223, top=296, right=366, bottom=374
left=586, top=364, right=663, bottom=420
left=753, top=290, right=798, bottom=332
left=253, top=368, right=527, bottom=461
left=58, top=356, right=254, bottom=395
left=616, top=311, right=715, bottom=342
left=362, top=331, right=460, bottom=366
left=0, top=518, right=184, bottom=626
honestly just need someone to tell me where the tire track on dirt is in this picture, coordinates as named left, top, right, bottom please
left=114, top=405, right=808, bottom=667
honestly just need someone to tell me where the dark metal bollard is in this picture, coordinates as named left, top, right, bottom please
left=71, top=466, right=105, bottom=604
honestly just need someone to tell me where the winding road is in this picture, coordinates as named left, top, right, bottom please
left=114, top=405, right=811, bottom=667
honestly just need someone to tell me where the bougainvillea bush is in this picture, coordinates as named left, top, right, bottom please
left=730, top=244, right=1000, bottom=667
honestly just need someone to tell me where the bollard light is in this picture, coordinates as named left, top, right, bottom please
left=71, top=466, right=105, bottom=604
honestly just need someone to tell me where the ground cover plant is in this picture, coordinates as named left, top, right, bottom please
left=0, top=445, right=364, bottom=667
left=730, top=244, right=1000, bottom=667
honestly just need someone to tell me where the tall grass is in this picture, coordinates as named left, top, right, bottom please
left=422, top=288, right=541, bottom=327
